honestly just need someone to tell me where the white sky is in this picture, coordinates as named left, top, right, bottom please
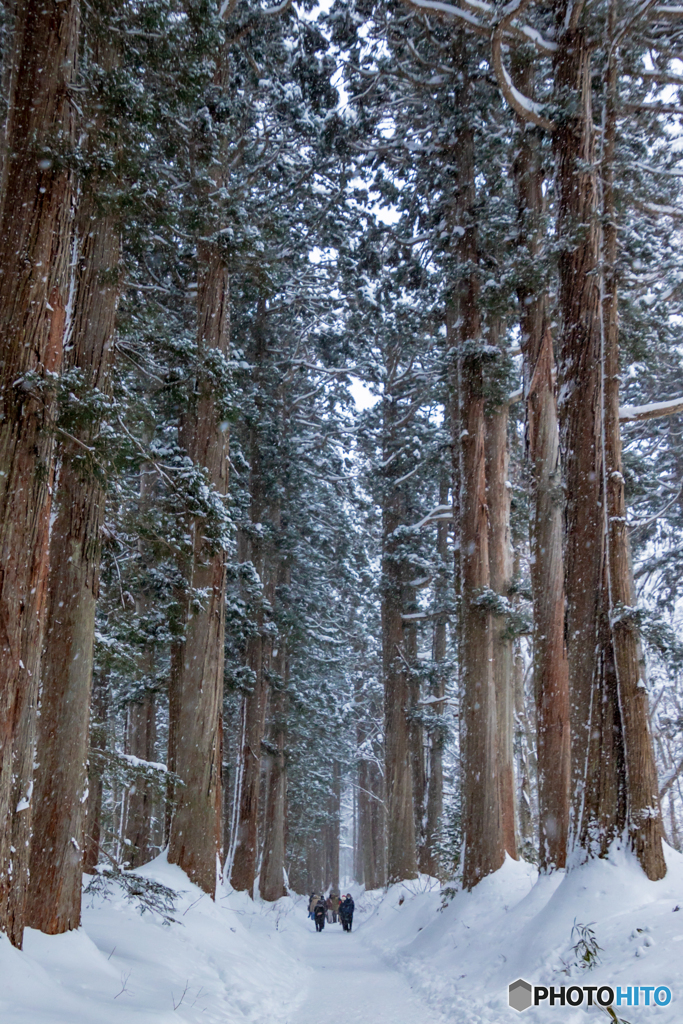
left=349, top=376, right=378, bottom=409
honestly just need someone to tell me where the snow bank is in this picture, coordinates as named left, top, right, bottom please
left=4, top=848, right=683, bottom=1023
left=355, top=847, right=683, bottom=1023
left=0, top=854, right=310, bottom=1024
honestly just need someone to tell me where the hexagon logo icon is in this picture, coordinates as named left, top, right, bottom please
left=509, top=978, right=533, bottom=1012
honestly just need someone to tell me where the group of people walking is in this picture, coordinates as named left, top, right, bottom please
left=308, top=892, right=355, bottom=933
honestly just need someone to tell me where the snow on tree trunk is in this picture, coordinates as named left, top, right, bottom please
left=167, top=239, right=229, bottom=896
left=26, top=203, right=119, bottom=933
left=485, top=402, right=518, bottom=860
left=0, top=0, right=79, bottom=947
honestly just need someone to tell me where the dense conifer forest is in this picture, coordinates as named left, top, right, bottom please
left=2, top=0, right=683, bottom=963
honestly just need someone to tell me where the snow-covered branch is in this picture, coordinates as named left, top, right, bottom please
left=414, top=504, right=454, bottom=529
left=619, top=395, right=683, bottom=422
left=397, top=0, right=490, bottom=36
left=491, top=0, right=555, bottom=132
left=636, top=200, right=683, bottom=219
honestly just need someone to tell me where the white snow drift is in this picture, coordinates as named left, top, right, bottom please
left=2, top=846, right=682, bottom=1023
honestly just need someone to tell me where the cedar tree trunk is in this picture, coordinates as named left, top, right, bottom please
left=512, top=59, right=570, bottom=871
left=83, top=671, right=109, bottom=874
left=0, top=0, right=79, bottom=946
left=26, top=205, right=119, bottom=932
left=601, top=38, right=665, bottom=879
left=486, top=402, right=518, bottom=859
left=455, top=119, right=504, bottom=890
left=554, top=18, right=624, bottom=859
left=260, top=652, right=288, bottom=901
left=383, top=398, right=418, bottom=883
left=122, top=695, right=158, bottom=867
left=167, top=240, right=229, bottom=895
left=230, top=371, right=271, bottom=893
left=423, top=474, right=448, bottom=879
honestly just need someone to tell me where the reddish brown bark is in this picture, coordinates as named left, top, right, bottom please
left=526, top=332, right=571, bottom=869
left=601, top=36, right=665, bottom=880
left=0, top=0, right=79, bottom=946
left=26, top=206, right=120, bottom=933
left=455, top=116, right=504, bottom=891
left=553, top=19, right=624, bottom=860
left=512, top=56, right=570, bottom=871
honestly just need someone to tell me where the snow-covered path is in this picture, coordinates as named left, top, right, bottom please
left=4, top=850, right=683, bottom=1024
left=284, top=921, right=445, bottom=1024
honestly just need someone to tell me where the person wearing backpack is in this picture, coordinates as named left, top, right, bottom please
left=339, top=893, right=355, bottom=932
left=308, top=892, right=320, bottom=920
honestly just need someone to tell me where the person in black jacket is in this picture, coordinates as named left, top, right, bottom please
left=339, top=893, right=355, bottom=932
left=314, top=896, right=327, bottom=932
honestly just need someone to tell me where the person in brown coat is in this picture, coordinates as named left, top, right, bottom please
left=308, top=893, right=320, bottom=919
left=327, top=893, right=340, bottom=924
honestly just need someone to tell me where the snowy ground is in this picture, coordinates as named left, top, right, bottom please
left=2, top=846, right=683, bottom=1023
